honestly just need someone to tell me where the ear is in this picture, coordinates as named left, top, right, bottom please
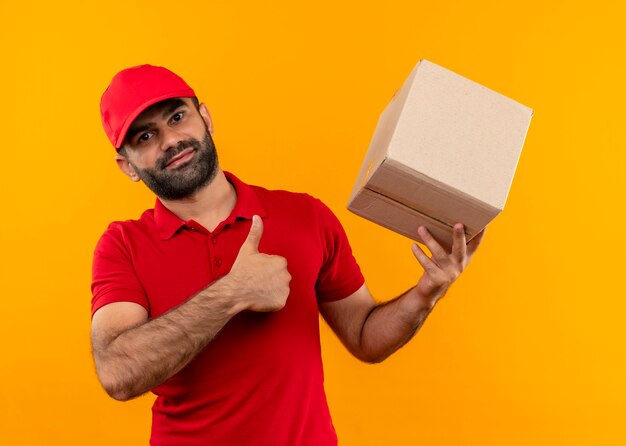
left=198, top=103, right=214, bottom=136
left=115, top=154, right=141, bottom=182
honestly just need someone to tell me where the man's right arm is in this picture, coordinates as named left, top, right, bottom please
left=90, top=215, right=290, bottom=401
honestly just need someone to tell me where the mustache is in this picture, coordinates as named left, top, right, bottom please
left=156, top=139, right=202, bottom=170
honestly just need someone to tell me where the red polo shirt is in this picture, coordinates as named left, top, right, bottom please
left=91, top=172, right=364, bottom=446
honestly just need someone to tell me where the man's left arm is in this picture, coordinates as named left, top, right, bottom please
left=318, top=223, right=486, bottom=363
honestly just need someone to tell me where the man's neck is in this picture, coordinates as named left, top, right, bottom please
left=158, top=168, right=237, bottom=232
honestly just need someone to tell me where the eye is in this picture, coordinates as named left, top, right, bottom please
left=138, top=132, right=152, bottom=143
left=171, top=111, right=184, bottom=123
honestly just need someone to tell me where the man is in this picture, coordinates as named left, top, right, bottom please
left=91, top=64, right=485, bottom=446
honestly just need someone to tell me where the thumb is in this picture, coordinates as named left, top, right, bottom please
left=241, top=215, right=263, bottom=254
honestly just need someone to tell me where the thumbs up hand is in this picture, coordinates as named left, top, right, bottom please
left=225, top=215, right=291, bottom=312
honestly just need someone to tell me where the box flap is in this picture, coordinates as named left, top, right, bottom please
left=367, top=157, right=499, bottom=232
left=348, top=187, right=486, bottom=251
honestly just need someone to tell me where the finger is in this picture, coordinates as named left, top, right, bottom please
left=451, top=223, right=467, bottom=261
left=418, top=226, right=448, bottom=260
left=411, top=243, right=440, bottom=276
left=241, top=215, right=263, bottom=254
left=466, top=227, right=487, bottom=257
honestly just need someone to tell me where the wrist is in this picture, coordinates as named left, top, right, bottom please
left=202, top=275, right=249, bottom=317
left=404, top=286, right=438, bottom=313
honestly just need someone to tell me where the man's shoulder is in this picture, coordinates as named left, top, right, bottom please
left=226, top=171, right=333, bottom=213
left=250, top=182, right=314, bottom=203
left=248, top=183, right=335, bottom=217
left=98, top=208, right=157, bottom=241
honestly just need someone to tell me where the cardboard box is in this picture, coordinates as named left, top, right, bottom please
left=348, top=60, right=533, bottom=251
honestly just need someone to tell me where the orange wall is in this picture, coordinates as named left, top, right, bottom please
left=1, top=1, right=624, bottom=444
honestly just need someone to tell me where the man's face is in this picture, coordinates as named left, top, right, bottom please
left=120, top=98, right=218, bottom=200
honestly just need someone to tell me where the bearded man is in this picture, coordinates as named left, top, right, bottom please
left=91, top=64, right=485, bottom=446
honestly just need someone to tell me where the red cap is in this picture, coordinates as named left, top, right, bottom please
left=100, top=64, right=196, bottom=150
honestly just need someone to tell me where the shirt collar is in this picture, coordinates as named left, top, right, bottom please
left=154, top=171, right=266, bottom=240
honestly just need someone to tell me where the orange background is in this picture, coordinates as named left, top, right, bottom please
left=1, top=0, right=624, bottom=444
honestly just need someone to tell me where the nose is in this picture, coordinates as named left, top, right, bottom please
left=159, top=125, right=185, bottom=152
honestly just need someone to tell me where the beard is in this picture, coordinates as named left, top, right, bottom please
left=131, top=129, right=219, bottom=200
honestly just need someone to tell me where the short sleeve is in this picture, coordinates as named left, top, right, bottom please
left=312, top=198, right=365, bottom=302
left=91, top=223, right=149, bottom=318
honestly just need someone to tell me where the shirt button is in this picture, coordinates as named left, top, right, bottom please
left=212, top=237, right=218, bottom=244
left=215, top=258, right=222, bottom=267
